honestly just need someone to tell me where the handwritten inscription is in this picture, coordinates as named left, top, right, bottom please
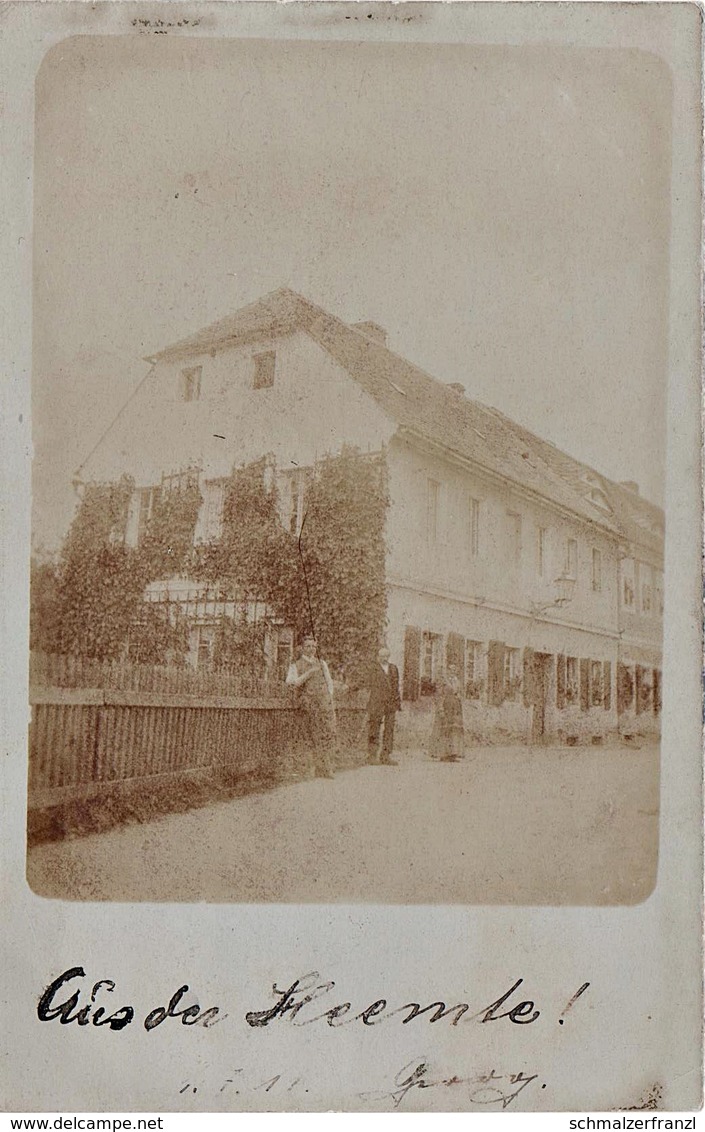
left=175, top=1063, right=540, bottom=1109
left=367, top=1061, right=539, bottom=1109
left=37, top=966, right=588, bottom=1035
left=244, top=971, right=541, bottom=1027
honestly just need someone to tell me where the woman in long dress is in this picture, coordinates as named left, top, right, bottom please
left=429, top=665, right=465, bottom=762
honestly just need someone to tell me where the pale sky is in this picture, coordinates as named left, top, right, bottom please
left=33, top=35, right=671, bottom=552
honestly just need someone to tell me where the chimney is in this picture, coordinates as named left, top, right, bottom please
left=447, top=382, right=466, bottom=395
left=352, top=320, right=388, bottom=346
left=619, top=480, right=640, bottom=495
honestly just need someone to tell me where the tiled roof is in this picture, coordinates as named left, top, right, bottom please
left=151, top=287, right=663, bottom=542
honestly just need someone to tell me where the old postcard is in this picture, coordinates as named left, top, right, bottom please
left=1, top=0, right=702, bottom=1114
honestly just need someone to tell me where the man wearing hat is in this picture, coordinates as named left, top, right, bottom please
left=366, top=646, right=402, bottom=766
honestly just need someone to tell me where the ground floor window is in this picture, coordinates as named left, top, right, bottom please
left=420, top=631, right=442, bottom=695
left=189, top=624, right=217, bottom=669
left=503, top=647, right=521, bottom=701
left=565, top=656, right=579, bottom=705
left=590, top=660, right=604, bottom=707
left=465, top=639, right=483, bottom=699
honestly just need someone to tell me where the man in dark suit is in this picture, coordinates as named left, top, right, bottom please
left=367, top=647, right=402, bottom=766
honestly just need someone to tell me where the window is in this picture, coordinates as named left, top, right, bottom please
left=420, top=631, right=442, bottom=693
left=655, top=571, right=664, bottom=616
left=427, top=479, right=440, bottom=545
left=591, top=548, right=602, bottom=592
left=590, top=660, right=603, bottom=706
left=125, top=487, right=155, bottom=547
left=622, top=557, right=636, bottom=608
left=181, top=365, right=202, bottom=402
left=507, top=511, right=522, bottom=565
left=465, top=639, right=483, bottom=698
left=190, top=624, right=216, bottom=669
left=280, top=469, right=309, bottom=537
left=640, top=563, right=653, bottom=614
left=564, top=538, right=578, bottom=580
left=467, top=497, right=480, bottom=557
left=537, top=527, right=547, bottom=577
left=266, top=626, right=294, bottom=684
left=162, top=468, right=200, bottom=493
left=194, top=480, right=226, bottom=544
left=565, top=656, right=579, bottom=705
left=253, top=351, right=276, bottom=389
left=503, top=647, right=521, bottom=700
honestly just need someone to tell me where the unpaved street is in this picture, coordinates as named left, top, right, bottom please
left=27, top=743, right=659, bottom=904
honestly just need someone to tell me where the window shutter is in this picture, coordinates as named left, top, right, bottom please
left=653, top=669, right=662, bottom=714
left=556, top=654, right=566, bottom=710
left=487, top=640, right=506, bottom=706
left=446, top=632, right=464, bottom=675
left=522, top=647, right=534, bottom=707
left=580, top=659, right=590, bottom=712
left=603, top=661, right=612, bottom=711
left=403, top=626, right=421, bottom=702
left=635, top=665, right=645, bottom=714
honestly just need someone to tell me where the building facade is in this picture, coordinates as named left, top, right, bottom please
left=75, top=288, right=664, bottom=744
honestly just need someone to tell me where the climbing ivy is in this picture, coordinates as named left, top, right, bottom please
left=42, top=448, right=389, bottom=677
left=298, top=448, right=389, bottom=681
left=193, top=448, right=389, bottom=680
left=47, top=475, right=201, bottom=660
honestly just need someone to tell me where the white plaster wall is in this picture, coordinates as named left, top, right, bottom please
left=80, top=330, right=395, bottom=486
left=385, top=436, right=620, bottom=637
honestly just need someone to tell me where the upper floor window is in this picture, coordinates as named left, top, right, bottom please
left=253, top=351, right=276, bottom=389
left=564, top=537, right=578, bottom=580
left=655, top=571, right=664, bottom=616
left=621, top=557, right=636, bottom=608
left=640, top=563, right=653, bottom=614
left=467, top=496, right=480, bottom=557
left=427, top=479, right=440, bottom=545
left=279, top=468, right=310, bottom=537
left=162, top=468, right=200, bottom=493
left=181, top=365, right=202, bottom=402
left=507, top=511, right=522, bottom=565
left=125, top=487, right=156, bottom=548
left=591, top=548, right=602, bottom=592
left=194, top=480, right=226, bottom=544
left=537, top=527, right=547, bottom=577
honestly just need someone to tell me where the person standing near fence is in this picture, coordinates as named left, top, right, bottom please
left=286, top=636, right=337, bottom=779
left=366, top=647, right=401, bottom=766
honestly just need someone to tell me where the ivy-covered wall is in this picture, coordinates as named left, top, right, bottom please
left=37, top=475, right=202, bottom=660
left=34, top=448, right=390, bottom=678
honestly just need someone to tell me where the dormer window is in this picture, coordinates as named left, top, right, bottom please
left=181, top=365, right=202, bottom=402
left=253, top=351, right=276, bottom=389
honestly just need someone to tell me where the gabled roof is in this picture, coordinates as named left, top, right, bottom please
left=484, top=406, right=664, bottom=558
left=150, top=287, right=662, bottom=541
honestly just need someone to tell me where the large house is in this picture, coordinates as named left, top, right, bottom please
left=75, top=288, right=664, bottom=743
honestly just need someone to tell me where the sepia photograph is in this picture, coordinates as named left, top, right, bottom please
left=27, top=32, right=669, bottom=905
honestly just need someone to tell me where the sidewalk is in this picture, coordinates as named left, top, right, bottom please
left=27, top=743, right=659, bottom=905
